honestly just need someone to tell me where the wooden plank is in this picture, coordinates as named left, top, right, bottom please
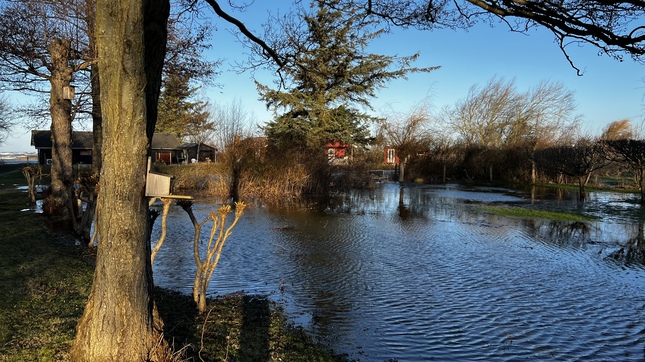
left=148, top=194, right=194, bottom=200
left=145, top=157, right=193, bottom=199
left=145, top=172, right=171, bottom=197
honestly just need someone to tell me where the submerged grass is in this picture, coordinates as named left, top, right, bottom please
left=0, top=164, right=349, bottom=362
left=480, top=205, right=596, bottom=222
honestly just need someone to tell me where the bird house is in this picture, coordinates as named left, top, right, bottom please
left=63, top=86, right=75, bottom=100
left=145, top=157, right=193, bottom=200
left=145, top=157, right=174, bottom=197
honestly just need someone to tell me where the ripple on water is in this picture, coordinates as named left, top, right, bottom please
left=153, top=185, right=645, bottom=361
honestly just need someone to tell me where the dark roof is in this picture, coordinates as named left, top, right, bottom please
left=31, top=130, right=180, bottom=150
left=180, top=142, right=217, bottom=151
left=31, top=130, right=93, bottom=149
left=150, top=133, right=181, bottom=150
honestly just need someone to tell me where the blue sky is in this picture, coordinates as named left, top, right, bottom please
left=205, top=2, right=644, bottom=139
left=2, top=1, right=643, bottom=152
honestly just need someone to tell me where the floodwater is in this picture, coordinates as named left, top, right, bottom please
left=152, top=183, right=645, bottom=361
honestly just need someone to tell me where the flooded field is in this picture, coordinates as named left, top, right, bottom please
left=152, top=182, right=645, bottom=361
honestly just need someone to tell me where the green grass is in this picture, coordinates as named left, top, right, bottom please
left=0, top=163, right=30, bottom=185
left=480, top=205, right=596, bottom=222
left=0, top=163, right=93, bottom=361
left=0, top=164, right=350, bottom=362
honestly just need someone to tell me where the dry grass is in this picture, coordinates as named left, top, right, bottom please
left=156, top=163, right=226, bottom=194
left=158, top=155, right=380, bottom=205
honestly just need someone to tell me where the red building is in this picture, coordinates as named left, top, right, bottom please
left=326, top=141, right=352, bottom=164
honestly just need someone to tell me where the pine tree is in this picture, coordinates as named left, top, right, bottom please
left=155, top=16, right=216, bottom=141
left=156, top=72, right=212, bottom=141
left=258, top=0, right=437, bottom=152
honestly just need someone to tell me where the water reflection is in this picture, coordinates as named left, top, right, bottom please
left=519, top=214, right=645, bottom=268
left=153, top=183, right=645, bottom=361
left=605, top=222, right=645, bottom=267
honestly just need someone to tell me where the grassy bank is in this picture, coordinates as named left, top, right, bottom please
left=0, top=163, right=348, bottom=362
left=480, top=205, right=596, bottom=222
left=0, top=164, right=92, bottom=361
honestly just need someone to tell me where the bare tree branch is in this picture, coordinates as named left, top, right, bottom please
left=202, top=0, right=285, bottom=67
left=319, top=0, right=645, bottom=69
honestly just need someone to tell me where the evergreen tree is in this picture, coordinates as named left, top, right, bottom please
left=155, top=15, right=217, bottom=141
left=257, top=0, right=437, bottom=152
left=155, top=72, right=212, bottom=141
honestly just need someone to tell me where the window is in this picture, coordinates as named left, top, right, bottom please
left=387, top=148, right=396, bottom=164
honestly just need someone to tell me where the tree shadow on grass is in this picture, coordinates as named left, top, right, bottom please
left=156, top=290, right=271, bottom=361
left=156, top=289, right=352, bottom=362
left=239, top=295, right=271, bottom=362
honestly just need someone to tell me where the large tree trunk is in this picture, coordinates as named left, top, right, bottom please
left=45, top=38, right=75, bottom=219
left=84, top=0, right=102, bottom=246
left=71, top=0, right=169, bottom=359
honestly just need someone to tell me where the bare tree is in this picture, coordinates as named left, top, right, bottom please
left=0, top=0, right=100, bottom=240
left=447, top=78, right=518, bottom=148
left=0, top=94, right=14, bottom=144
left=512, top=81, right=581, bottom=183
left=21, top=165, right=43, bottom=204
left=379, top=100, right=433, bottom=181
left=604, top=139, right=645, bottom=202
left=447, top=78, right=580, bottom=154
left=535, top=140, right=608, bottom=200
left=506, top=81, right=580, bottom=146
left=0, top=0, right=94, bottom=219
left=210, top=98, right=256, bottom=151
left=179, top=200, right=246, bottom=313
left=601, top=119, right=634, bottom=140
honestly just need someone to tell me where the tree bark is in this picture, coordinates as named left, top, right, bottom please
left=86, top=0, right=103, bottom=175
left=578, top=176, right=586, bottom=201
left=91, top=64, right=103, bottom=174
left=71, top=0, right=169, bottom=359
left=45, top=38, right=75, bottom=219
left=639, top=167, right=645, bottom=204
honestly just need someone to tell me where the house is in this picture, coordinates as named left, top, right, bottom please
left=326, top=141, right=352, bottom=164
left=31, top=130, right=93, bottom=165
left=150, top=133, right=183, bottom=164
left=180, top=142, right=217, bottom=163
left=31, top=130, right=183, bottom=165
